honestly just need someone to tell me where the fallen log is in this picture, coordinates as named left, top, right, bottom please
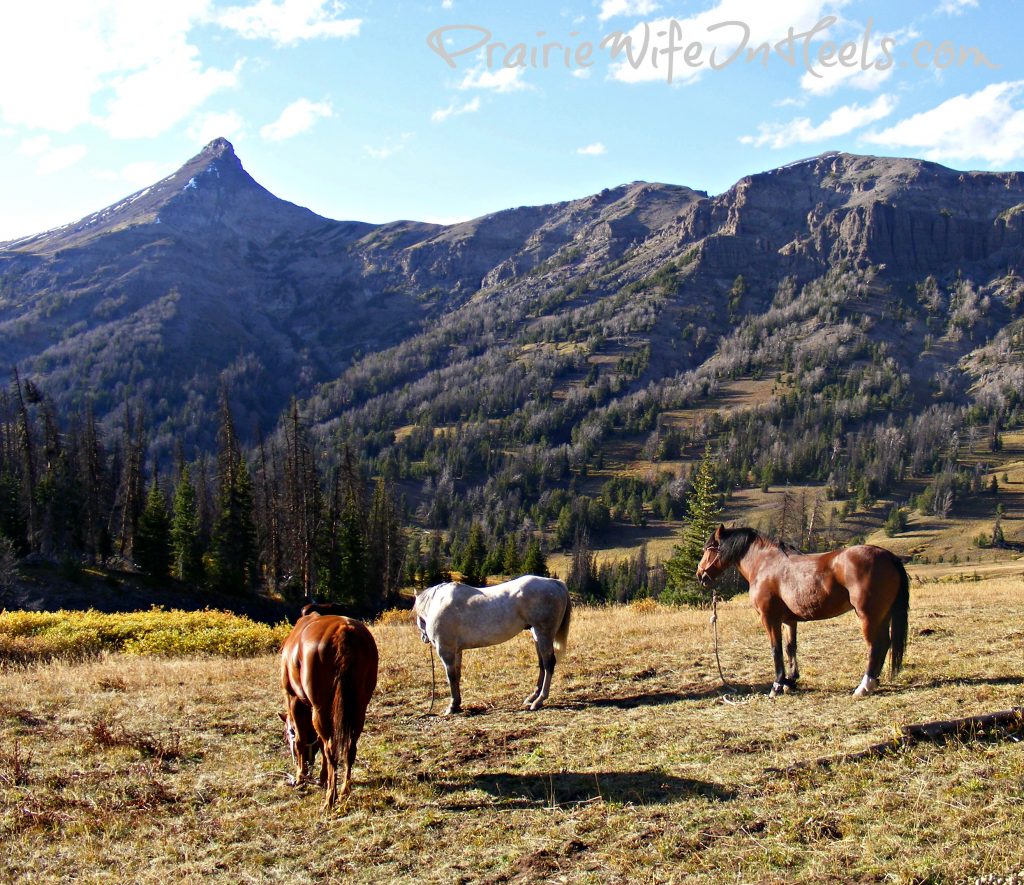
left=773, top=706, right=1024, bottom=774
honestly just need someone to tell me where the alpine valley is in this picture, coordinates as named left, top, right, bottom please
left=2, top=138, right=1024, bottom=581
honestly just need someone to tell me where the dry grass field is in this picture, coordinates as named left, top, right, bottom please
left=2, top=574, right=1024, bottom=883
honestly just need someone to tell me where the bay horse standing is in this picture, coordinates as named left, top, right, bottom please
left=414, top=575, right=571, bottom=714
left=696, top=525, right=909, bottom=697
left=279, top=611, right=378, bottom=809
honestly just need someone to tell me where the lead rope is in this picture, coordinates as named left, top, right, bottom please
left=710, top=588, right=732, bottom=690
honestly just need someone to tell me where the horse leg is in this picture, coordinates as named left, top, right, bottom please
left=439, top=646, right=463, bottom=715
left=854, top=613, right=890, bottom=697
left=763, top=617, right=788, bottom=698
left=524, top=642, right=545, bottom=707
left=528, top=633, right=556, bottom=711
left=311, top=709, right=338, bottom=809
left=784, top=621, right=800, bottom=687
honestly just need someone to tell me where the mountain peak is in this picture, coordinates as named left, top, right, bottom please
left=4, top=136, right=323, bottom=252
left=200, top=136, right=236, bottom=158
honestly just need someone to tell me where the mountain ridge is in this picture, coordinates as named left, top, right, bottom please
left=2, top=139, right=1023, bottom=462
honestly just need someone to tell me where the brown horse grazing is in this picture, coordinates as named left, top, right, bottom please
left=696, top=525, right=909, bottom=698
left=279, top=612, right=378, bottom=809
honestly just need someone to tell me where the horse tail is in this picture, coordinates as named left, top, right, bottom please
left=889, top=556, right=910, bottom=679
left=554, top=589, right=572, bottom=661
left=331, top=664, right=352, bottom=772
left=332, top=624, right=377, bottom=790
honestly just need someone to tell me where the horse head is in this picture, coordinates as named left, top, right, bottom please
left=413, top=584, right=441, bottom=643
left=278, top=711, right=318, bottom=780
left=696, top=524, right=727, bottom=587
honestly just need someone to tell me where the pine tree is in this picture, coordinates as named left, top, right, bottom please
left=522, top=538, right=548, bottom=577
left=336, top=485, right=367, bottom=603
left=567, top=531, right=601, bottom=600
left=664, top=443, right=724, bottom=605
left=171, top=466, right=204, bottom=584
left=135, top=479, right=171, bottom=579
left=501, top=534, right=521, bottom=577
left=461, top=523, right=486, bottom=586
left=366, top=476, right=404, bottom=610
left=424, top=533, right=448, bottom=586
left=209, top=396, right=257, bottom=594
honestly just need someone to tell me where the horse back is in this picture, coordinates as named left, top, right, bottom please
left=281, top=615, right=378, bottom=706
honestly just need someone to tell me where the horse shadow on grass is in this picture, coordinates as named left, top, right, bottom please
left=432, top=769, right=736, bottom=810
left=561, top=683, right=772, bottom=710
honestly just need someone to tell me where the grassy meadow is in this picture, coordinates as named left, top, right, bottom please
left=2, top=572, right=1024, bottom=883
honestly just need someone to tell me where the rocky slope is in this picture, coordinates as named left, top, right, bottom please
left=2, top=140, right=1023, bottom=455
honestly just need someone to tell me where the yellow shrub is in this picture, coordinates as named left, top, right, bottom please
left=0, top=607, right=291, bottom=663
left=630, top=597, right=662, bottom=615
left=376, top=608, right=413, bottom=626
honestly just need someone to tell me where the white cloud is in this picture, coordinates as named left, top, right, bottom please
left=797, top=25, right=917, bottom=96
left=741, top=94, right=897, bottom=148
left=458, top=65, right=529, bottom=93
left=607, top=0, right=852, bottom=85
left=431, top=97, right=482, bottom=122
left=598, top=0, right=660, bottom=22
left=187, top=110, right=246, bottom=145
left=17, top=135, right=51, bottom=158
left=937, top=0, right=978, bottom=14
left=576, top=142, right=607, bottom=156
left=218, top=0, right=361, bottom=45
left=103, top=54, right=242, bottom=139
left=17, top=135, right=88, bottom=174
left=441, top=0, right=454, bottom=8
left=0, top=0, right=238, bottom=137
left=108, top=161, right=179, bottom=188
left=260, top=98, right=333, bottom=141
left=864, top=81, right=1024, bottom=167
left=365, top=133, right=413, bottom=159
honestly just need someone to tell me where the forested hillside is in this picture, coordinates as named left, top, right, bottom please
left=2, top=141, right=1023, bottom=604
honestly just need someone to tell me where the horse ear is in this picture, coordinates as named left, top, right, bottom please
left=715, top=524, right=724, bottom=539
left=278, top=712, right=288, bottom=722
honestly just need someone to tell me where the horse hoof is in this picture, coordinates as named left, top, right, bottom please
left=528, top=700, right=544, bottom=711
left=768, top=682, right=784, bottom=698
left=782, top=682, right=794, bottom=695
left=445, top=705, right=461, bottom=715
left=853, top=676, right=879, bottom=697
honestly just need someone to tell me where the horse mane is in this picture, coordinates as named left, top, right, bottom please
left=719, top=527, right=801, bottom=565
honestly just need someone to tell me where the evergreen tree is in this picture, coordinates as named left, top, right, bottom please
left=171, top=466, right=204, bottom=584
left=0, top=469, right=26, bottom=553
left=522, top=538, right=548, bottom=577
left=501, top=534, right=521, bottom=576
left=567, top=531, right=602, bottom=601
left=209, top=397, right=257, bottom=594
left=424, top=533, right=448, bottom=586
left=336, top=485, right=367, bottom=604
left=461, top=523, right=486, bottom=586
left=366, top=476, right=404, bottom=610
left=664, top=443, right=724, bottom=605
left=135, top=479, right=171, bottom=578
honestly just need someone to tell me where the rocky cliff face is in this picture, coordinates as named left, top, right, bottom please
left=1, top=140, right=1022, bottom=452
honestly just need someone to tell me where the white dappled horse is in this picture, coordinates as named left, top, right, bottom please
left=413, top=575, right=572, bottom=714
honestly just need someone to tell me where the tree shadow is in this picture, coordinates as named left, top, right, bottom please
left=913, top=674, right=1024, bottom=690
left=436, top=769, right=737, bottom=810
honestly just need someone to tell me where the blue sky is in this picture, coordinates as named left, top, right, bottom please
left=0, top=0, right=1020, bottom=240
